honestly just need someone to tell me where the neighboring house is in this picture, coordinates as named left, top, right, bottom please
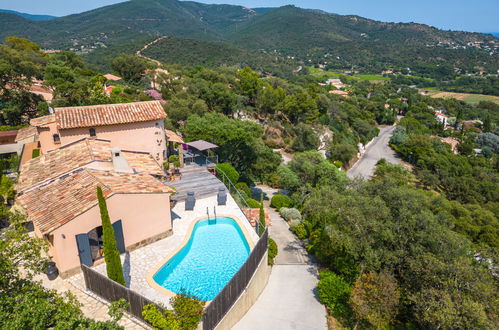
left=15, top=126, right=38, bottom=156
left=0, top=130, right=18, bottom=157
left=435, top=111, right=448, bottom=126
left=103, top=74, right=122, bottom=82
left=28, top=101, right=167, bottom=162
left=324, top=78, right=343, bottom=89
left=17, top=138, right=174, bottom=277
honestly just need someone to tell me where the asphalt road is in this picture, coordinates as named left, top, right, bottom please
left=233, top=185, right=327, bottom=330
left=347, top=125, right=401, bottom=179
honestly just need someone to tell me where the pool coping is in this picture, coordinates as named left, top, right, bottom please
left=145, top=214, right=256, bottom=303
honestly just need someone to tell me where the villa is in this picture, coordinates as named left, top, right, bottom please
left=17, top=138, right=174, bottom=277
left=20, top=100, right=167, bottom=162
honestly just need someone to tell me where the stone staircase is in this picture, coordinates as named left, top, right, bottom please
left=169, top=165, right=226, bottom=202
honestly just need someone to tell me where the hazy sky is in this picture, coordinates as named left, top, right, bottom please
left=1, top=0, right=498, bottom=32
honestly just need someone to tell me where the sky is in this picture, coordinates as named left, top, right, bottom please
left=0, top=0, right=498, bottom=33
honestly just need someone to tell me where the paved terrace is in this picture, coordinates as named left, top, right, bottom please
left=70, top=193, right=259, bottom=308
left=169, top=165, right=226, bottom=201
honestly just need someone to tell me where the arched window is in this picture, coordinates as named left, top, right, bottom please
left=89, top=128, right=96, bottom=137
left=53, top=134, right=60, bottom=144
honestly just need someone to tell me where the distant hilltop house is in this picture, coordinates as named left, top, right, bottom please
left=460, top=120, right=483, bottom=132
left=16, top=138, right=174, bottom=277
left=18, top=101, right=168, bottom=164
left=435, top=111, right=448, bottom=126
left=321, top=78, right=343, bottom=89
left=103, top=73, right=122, bottom=82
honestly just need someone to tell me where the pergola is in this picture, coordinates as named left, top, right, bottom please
left=184, top=140, right=219, bottom=167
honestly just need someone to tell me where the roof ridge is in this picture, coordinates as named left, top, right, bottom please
left=54, top=100, right=161, bottom=111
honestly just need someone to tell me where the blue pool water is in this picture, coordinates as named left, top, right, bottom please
left=153, top=217, right=250, bottom=301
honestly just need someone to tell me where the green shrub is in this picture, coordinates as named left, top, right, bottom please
left=168, top=155, right=180, bottom=168
left=279, top=207, right=302, bottom=225
left=142, top=292, right=205, bottom=330
left=215, top=163, right=239, bottom=185
left=246, top=198, right=261, bottom=208
left=31, top=149, right=40, bottom=158
left=235, top=182, right=251, bottom=197
left=270, top=194, right=291, bottom=210
left=317, top=270, right=351, bottom=317
left=268, top=238, right=278, bottom=265
left=291, top=223, right=308, bottom=239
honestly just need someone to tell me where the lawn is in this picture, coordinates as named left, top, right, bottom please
left=425, top=90, right=499, bottom=105
left=308, top=67, right=388, bottom=82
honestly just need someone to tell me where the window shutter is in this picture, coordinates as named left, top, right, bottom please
left=75, top=233, right=93, bottom=266
left=112, top=220, right=126, bottom=254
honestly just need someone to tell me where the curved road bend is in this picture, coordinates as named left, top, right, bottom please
left=233, top=185, right=327, bottom=330
left=347, top=125, right=401, bottom=179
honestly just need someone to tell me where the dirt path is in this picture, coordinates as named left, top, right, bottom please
left=136, top=36, right=167, bottom=66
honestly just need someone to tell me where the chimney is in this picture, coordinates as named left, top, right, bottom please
left=111, top=148, right=133, bottom=173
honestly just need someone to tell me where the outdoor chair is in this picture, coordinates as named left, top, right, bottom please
left=217, top=187, right=227, bottom=205
left=185, top=191, right=195, bottom=210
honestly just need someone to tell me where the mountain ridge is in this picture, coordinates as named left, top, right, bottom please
left=0, top=9, right=56, bottom=21
left=0, top=1, right=496, bottom=74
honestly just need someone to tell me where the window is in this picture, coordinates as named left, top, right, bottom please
left=114, top=152, right=120, bottom=157
left=53, top=134, right=60, bottom=144
left=89, top=128, right=96, bottom=137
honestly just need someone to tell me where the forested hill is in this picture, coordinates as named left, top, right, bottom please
left=0, top=9, right=56, bottom=21
left=0, top=0, right=497, bottom=74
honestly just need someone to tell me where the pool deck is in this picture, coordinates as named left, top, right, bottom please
left=70, top=194, right=259, bottom=308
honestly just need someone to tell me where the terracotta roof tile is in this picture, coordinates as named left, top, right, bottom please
left=30, top=114, right=56, bottom=127
left=15, top=126, right=38, bottom=142
left=54, top=101, right=166, bottom=129
left=165, top=129, right=184, bottom=144
left=18, top=170, right=109, bottom=234
left=18, top=169, right=173, bottom=234
left=17, top=139, right=164, bottom=193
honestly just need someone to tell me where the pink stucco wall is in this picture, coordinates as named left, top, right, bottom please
left=48, top=193, right=172, bottom=274
left=38, top=120, right=166, bottom=162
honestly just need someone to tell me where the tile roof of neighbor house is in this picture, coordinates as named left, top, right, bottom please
left=30, top=114, right=56, bottom=127
left=54, top=100, right=166, bottom=129
left=15, top=126, right=38, bottom=142
left=103, top=73, right=122, bottom=81
left=17, top=169, right=173, bottom=234
left=17, top=138, right=164, bottom=193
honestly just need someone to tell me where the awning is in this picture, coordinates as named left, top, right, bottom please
left=165, top=129, right=184, bottom=144
left=186, top=140, right=218, bottom=151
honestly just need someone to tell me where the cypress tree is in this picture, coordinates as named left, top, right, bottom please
left=97, top=186, right=125, bottom=286
left=259, top=193, right=266, bottom=235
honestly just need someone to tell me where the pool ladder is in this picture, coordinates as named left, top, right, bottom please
left=207, top=206, right=217, bottom=224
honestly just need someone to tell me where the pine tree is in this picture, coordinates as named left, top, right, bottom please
left=96, top=186, right=125, bottom=286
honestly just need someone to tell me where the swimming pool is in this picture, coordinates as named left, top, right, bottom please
left=152, top=217, right=251, bottom=301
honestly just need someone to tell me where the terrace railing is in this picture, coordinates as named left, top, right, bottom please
left=203, top=227, right=268, bottom=330
left=216, top=168, right=266, bottom=236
